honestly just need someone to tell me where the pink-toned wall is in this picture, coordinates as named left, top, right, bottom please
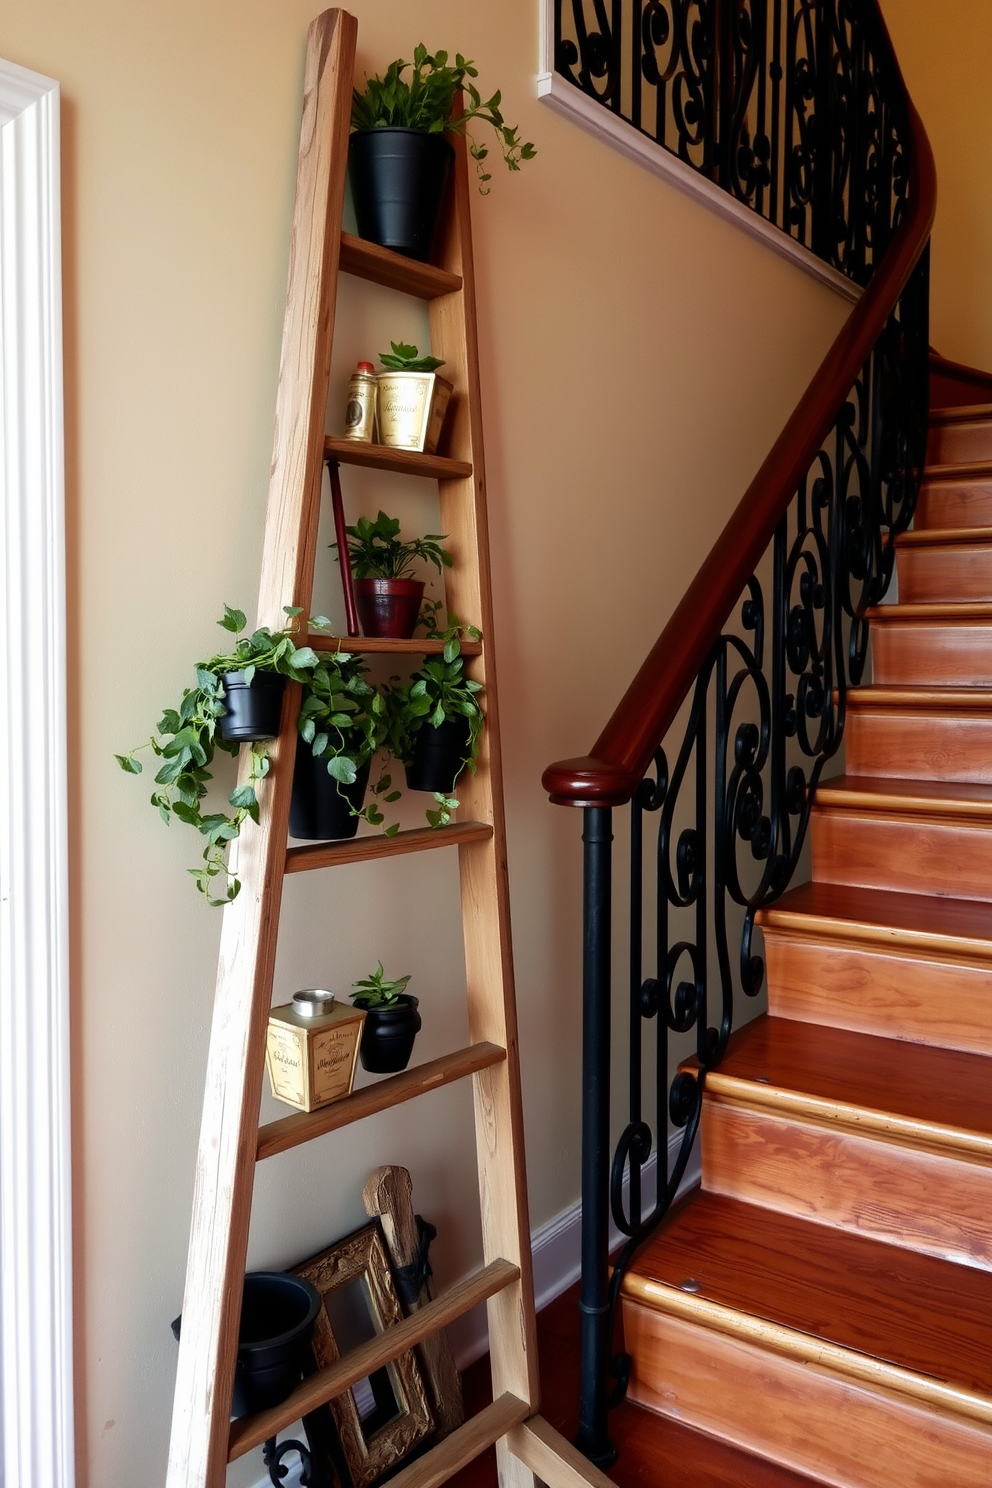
left=0, top=4, right=853, bottom=1484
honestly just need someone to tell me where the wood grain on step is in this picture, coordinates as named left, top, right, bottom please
left=763, top=933, right=992, bottom=1054
left=866, top=604, right=992, bottom=686
left=703, top=1017, right=992, bottom=1150
left=843, top=700, right=992, bottom=783
left=702, top=1097, right=992, bottom=1266
left=915, top=477, right=992, bottom=530
left=927, top=415, right=992, bottom=465
left=627, top=1189, right=992, bottom=1399
left=757, top=880, right=992, bottom=954
left=811, top=804, right=992, bottom=900
left=896, top=533, right=992, bottom=602
left=623, top=1304, right=992, bottom=1488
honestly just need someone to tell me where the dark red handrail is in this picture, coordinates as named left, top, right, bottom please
left=544, top=88, right=936, bottom=810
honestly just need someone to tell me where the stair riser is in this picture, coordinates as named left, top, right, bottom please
left=702, top=1097, right=992, bottom=1268
left=915, top=480, right=992, bottom=530
left=811, top=807, right=992, bottom=901
left=764, top=934, right=992, bottom=1055
left=844, top=708, right=992, bottom=783
left=870, top=622, right=992, bottom=685
left=927, top=421, right=992, bottom=465
left=623, top=1304, right=992, bottom=1488
left=897, top=543, right=992, bottom=603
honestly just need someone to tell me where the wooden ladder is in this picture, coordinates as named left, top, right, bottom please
left=164, top=11, right=606, bottom=1488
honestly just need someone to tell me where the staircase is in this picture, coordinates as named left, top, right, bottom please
left=618, top=386, right=992, bottom=1486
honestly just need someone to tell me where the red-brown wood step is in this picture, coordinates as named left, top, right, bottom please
left=866, top=604, right=992, bottom=685
left=915, top=466, right=992, bottom=529
left=927, top=406, right=992, bottom=466
left=757, top=882, right=992, bottom=1053
left=895, top=526, right=992, bottom=602
left=843, top=687, right=992, bottom=782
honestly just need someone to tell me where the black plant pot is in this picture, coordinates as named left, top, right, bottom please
left=218, top=671, right=287, bottom=743
left=171, top=1271, right=321, bottom=1419
left=404, top=718, right=472, bottom=794
left=357, top=995, right=422, bottom=1074
left=349, top=128, right=455, bottom=262
left=289, top=742, right=370, bottom=841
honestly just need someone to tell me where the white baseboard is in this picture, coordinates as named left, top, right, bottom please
left=250, top=1128, right=701, bottom=1488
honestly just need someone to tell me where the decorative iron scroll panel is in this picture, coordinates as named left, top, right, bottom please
left=554, top=0, right=908, bottom=283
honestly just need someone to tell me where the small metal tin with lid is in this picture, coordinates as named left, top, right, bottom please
left=265, top=989, right=365, bottom=1113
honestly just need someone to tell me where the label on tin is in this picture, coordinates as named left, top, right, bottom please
left=342, top=373, right=376, bottom=442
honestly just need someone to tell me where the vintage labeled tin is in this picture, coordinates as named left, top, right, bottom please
left=342, top=361, right=377, bottom=443
left=265, top=990, right=365, bottom=1113
left=376, top=369, right=453, bottom=454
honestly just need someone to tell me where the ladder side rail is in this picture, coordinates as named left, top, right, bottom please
left=428, top=126, right=541, bottom=1481
left=165, top=12, right=357, bottom=1487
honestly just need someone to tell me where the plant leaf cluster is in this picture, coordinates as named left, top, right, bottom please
left=351, top=44, right=536, bottom=191
left=378, top=341, right=446, bottom=374
left=350, top=960, right=412, bottom=1009
left=338, top=508, right=452, bottom=579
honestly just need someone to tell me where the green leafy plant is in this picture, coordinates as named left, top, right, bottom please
left=116, top=605, right=324, bottom=904
left=350, top=961, right=413, bottom=1010
left=351, top=45, right=536, bottom=191
left=388, top=607, right=485, bottom=828
left=378, top=341, right=446, bottom=374
left=337, top=508, right=452, bottom=580
left=296, top=647, right=400, bottom=834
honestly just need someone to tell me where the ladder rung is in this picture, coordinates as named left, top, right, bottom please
left=325, top=435, right=472, bottom=482
left=285, top=821, right=493, bottom=873
left=507, top=1414, right=619, bottom=1488
left=339, top=230, right=463, bottom=299
left=379, top=1394, right=530, bottom=1488
left=227, top=1259, right=521, bottom=1460
left=307, top=632, right=483, bottom=658
left=257, top=1042, right=507, bottom=1159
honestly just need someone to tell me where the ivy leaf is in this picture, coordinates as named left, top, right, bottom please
left=116, top=753, right=142, bottom=774
left=220, top=604, right=247, bottom=633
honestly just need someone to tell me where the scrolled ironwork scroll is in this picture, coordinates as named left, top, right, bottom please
left=554, top=0, right=909, bottom=282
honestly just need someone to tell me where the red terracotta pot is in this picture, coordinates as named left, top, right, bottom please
left=354, top=577, right=425, bottom=639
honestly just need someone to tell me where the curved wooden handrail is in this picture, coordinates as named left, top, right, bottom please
left=544, top=46, right=936, bottom=810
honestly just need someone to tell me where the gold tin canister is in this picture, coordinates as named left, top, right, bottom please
left=342, top=362, right=377, bottom=443
left=376, top=370, right=453, bottom=454
left=265, top=990, right=365, bottom=1113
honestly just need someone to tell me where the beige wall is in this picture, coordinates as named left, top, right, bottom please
left=0, top=3, right=851, bottom=1484
left=881, top=0, right=992, bottom=370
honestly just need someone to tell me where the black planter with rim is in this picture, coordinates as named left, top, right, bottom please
left=405, top=717, right=472, bottom=794
left=348, top=128, right=454, bottom=262
left=290, top=743, right=370, bottom=841
left=171, top=1270, right=321, bottom=1419
left=218, top=671, right=287, bottom=743
left=356, top=994, right=422, bottom=1073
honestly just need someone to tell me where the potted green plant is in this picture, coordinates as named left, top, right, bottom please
left=291, top=647, right=398, bottom=841
left=116, top=605, right=324, bottom=904
left=388, top=607, right=484, bottom=821
left=375, top=342, right=454, bottom=455
left=349, top=962, right=421, bottom=1073
left=349, top=44, right=536, bottom=261
left=335, top=508, right=452, bottom=639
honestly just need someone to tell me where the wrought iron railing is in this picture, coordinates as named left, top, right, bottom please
left=543, top=0, right=935, bottom=1467
left=554, top=0, right=910, bottom=284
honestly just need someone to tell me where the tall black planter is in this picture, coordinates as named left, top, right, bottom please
left=348, top=128, right=454, bottom=262
left=290, top=744, right=370, bottom=841
left=218, top=671, right=286, bottom=743
left=405, top=718, right=471, bottom=794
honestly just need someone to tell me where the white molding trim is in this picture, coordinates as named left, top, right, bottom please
left=0, top=58, right=73, bottom=1488
left=536, top=67, right=862, bottom=307
left=250, top=1129, right=701, bottom=1488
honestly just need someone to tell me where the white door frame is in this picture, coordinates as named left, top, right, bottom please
left=0, top=58, right=74, bottom=1488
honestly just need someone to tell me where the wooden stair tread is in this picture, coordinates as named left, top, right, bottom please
left=897, top=525, right=992, bottom=546
left=606, top=1410, right=836, bottom=1488
left=923, top=459, right=992, bottom=481
left=704, top=1015, right=992, bottom=1153
left=844, top=685, right=992, bottom=709
left=813, top=773, right=992, bottom=814
left=865, top=600, right=992, bottom=621
left=929, top=403, right=992, bottom=423
left=324, top=434, right=472, bottom=481
left=757, top=881, right=992, bottom=957
left=625, top=1189, right=992, bottom=1404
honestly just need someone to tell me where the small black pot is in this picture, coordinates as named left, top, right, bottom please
left=405, top=718, right=472, bottom=794
left=348, top=128, right=455, bottom=262
left=290, top=742, right=370, bottom=841
left=357, top=995, right=422, bottom=1074
left=171, top=1271, right=321, bottom=1419
left=218, top=671, right=286, bottom=743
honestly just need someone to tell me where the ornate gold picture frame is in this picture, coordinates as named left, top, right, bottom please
left=294, top=1221, right=433, bottom=1487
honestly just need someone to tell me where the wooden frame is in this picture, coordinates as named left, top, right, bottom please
left=294, top=1222, right=433, bottom=1487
